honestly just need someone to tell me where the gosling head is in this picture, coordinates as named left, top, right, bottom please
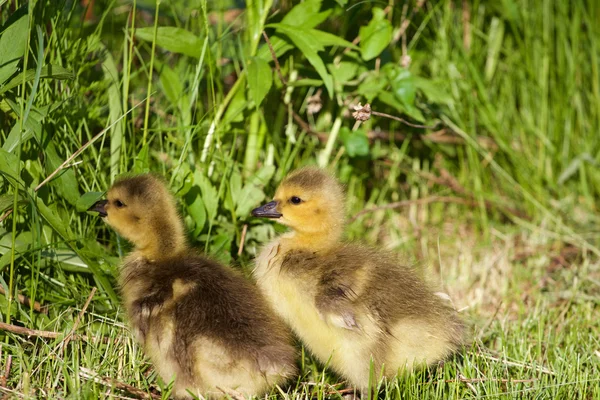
left=89, top=174, right=186, bottom=260
left=252, top=167, right=345, bottom=249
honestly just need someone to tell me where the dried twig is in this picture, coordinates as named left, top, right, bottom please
left=262, top=31, right=286, bottom=85
left=352, top=103, right=439, bottom=129
left=0, top=322, right=62, bottom=339
left=0, top=209, right=12, bottom=224
left=0, top=355, right=11, bottom=387
left=0, top=286, right=47, bottom=314
left=79, top=367, right=160, bottom=400
left=237, top=224, right=248, bottom=256
left=446, top=377, right=537, bottom=383
left=459, top=373, right=478, bottom=396
left=475, top=353, right=555, bottom=376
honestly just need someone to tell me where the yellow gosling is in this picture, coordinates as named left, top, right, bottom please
left=251, top=167, right=465, bottom=391
left=90, top=173, right=297, bottom=399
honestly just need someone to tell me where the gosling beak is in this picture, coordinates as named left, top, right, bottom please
left=251, top=200, right=282, bottom=219
left=89, top=200, right=108, bottom=218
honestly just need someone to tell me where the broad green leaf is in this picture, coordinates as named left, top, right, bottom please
left=133, top=143, right=149, bottom=173
left=256, top=36, right=294, bottom=61
left=247, top=57, right=272, bottom=108
left=0, top=148, right=20, bottom=181
left=44, top=142, right=80, bottom=206
left=194, top=170, right=218, bottom=222
left=249, top=164, right=276, bottom=186
left=357, top=71, right=387, bottom=102
left=77, top=192, right=105, bottom=213
left=159, top=64, right=183, bottom=106
left=228, top=169, right=242, bottom=208
left=267, top=23, right=334, bottom=98
left=308, top=29, right=358, bottom=50
left=340, top=127, right=369, bottom=157
left=387, top=67, right=416, bottom=106
left=359, top=8, right=392, bottom=61
left=184, top=185, right=206, bottom=236
left=281, top=0, right=329, bottom=27
left=328, top=61, right=359, bottom=85
left=222, top=79, right=247, bottom=124
left=236, top=185, right=265, bottom=217
left=378, top=91, right=425, bottom=122
left=0, top=64, right=74, bottom=95
left=0, top=6, right=28, bottom=86
left=3, top=102, right=50, bottom=152
left=0, top=195, right=13, bottom=213
left=135, top=27, right=202, bottom=58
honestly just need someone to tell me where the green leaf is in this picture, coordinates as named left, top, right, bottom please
left=44, top=142, right=80, bottom=206
left=328, top=61, right=359, bottom=85
left=159, top=64, right=183, bottom=106
left=0, top=64, right=74, bottom=95
left=133, top=143, right=149, bottom=173
left=222, top=80, right=247, bottom=124
left=378, top=91, right=425, bottom=122
left=359, top=8, right=392, bottom=61
left=0, top=148, right=20, bottom=181
left=135, top=27, right=202, bottom=58
left=194, top=170, right=218, bottom=222
left=184, top=185, right=206, bottom=237
left=387, top=67, right=416, bottom=106
left=308, top=29, right=358, bottom=50
left=0, top=195, right=13, bottom=213
left=0, top=6, right=28, bottom=86
left=228, top=169, right=242, bottom=210
left=3, top=102, right=50, bottom=152
left=340, top=127, right=369, bottom=157
left=77, top=192, right=104, bottom=213
left=357, top=71, right=387, bottom=102
left=267, top=23, right=334, bottom=98
left=281, top=0, right=329, bottom=27
left=236, top=185, right=265, bottom=217
left=247, top=57, right=272, bottom=108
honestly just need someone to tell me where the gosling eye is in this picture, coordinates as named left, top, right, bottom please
left=113, top=199, right=126, bottom=208
left=290, top=196, right=303, bottom=205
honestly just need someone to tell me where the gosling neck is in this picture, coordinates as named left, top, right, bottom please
left=134, top=218, right=187, bottom=262
left=286, top=226, right=344, bottom=253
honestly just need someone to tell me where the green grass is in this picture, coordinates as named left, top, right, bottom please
left=0, top=0, right=599, bottom=398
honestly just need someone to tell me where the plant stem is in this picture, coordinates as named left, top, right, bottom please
left=141, top=0, right=160, bottom=147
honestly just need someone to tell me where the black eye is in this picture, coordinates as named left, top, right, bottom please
left=290, top=196, right=302, bottom=205
left=114, top=199, right=125, bottom=208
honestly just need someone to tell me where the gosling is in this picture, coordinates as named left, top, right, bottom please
left=90, top=174, right=296, bottom=399
left=251, top=167, right=465, bottom=391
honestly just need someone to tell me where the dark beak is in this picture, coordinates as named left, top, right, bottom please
left=89, top=200, right=108, bottom=218
left=251, top=200, right=282, bottom=218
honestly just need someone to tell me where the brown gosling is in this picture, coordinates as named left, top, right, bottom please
left=251, top=167, right=466, bottom=391
left=89, top=174, right=297, bottom=399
